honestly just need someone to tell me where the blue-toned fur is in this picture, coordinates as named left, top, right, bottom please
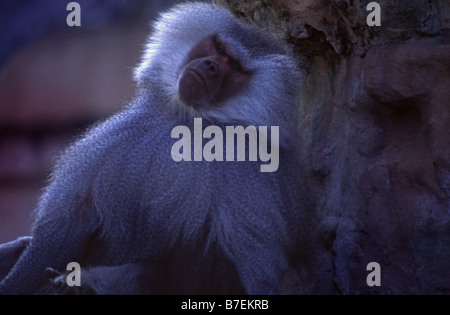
left=0, top=2, right=305, bottom=294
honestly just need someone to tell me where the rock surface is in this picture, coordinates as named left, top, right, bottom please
left=215, top=0, right=450, bottom=294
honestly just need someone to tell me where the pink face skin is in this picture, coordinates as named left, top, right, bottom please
left=178, top=35, right=250, bottom=108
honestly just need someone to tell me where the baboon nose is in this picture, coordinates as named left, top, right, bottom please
left=204, top=59, right=219, bottom=74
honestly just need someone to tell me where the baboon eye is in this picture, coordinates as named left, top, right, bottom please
left=216, top=42, right=227, bottom=55
left=228, top=58, right=243, bottom=72
left=214, top=37, right=244, bottom=72
left=213, top=35, right=227, bottom=56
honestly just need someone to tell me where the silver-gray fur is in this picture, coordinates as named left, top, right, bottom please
left=0, top=2, right=306, bottom=295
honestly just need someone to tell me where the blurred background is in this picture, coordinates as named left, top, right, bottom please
left=0, top=0, right=190, bottom=243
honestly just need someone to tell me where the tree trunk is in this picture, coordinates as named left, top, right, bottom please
left=215, top=0, right=450, bottom=294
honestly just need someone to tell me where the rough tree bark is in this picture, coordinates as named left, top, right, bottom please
left=214, top=0, right=450, bottom=294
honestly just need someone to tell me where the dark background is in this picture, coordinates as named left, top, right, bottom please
left=0, top=0, right=185, bottom=243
